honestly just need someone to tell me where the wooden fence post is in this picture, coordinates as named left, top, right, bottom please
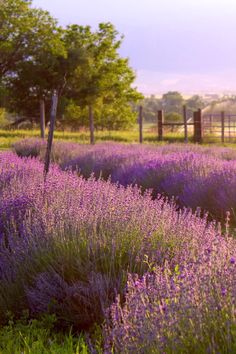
left=158, top=110, right=163, bottom=141
left=89, top=105, right=95, bottom=145
left=183, top=105, right=188, bottom=143
left=44, top=91, right=58, bottom=178
left=139, top=105, right=143, bottom=144
left=198, top=109, right=202, bottom=143
left=209, top=114, right=213, bottom=133
left=193, top=109, right=202, bottom=143
left=40, top=99, right=45, bottom=139
left=193, top=111, right=197, bottom=142
left=221, top=111, right=225, bottom=143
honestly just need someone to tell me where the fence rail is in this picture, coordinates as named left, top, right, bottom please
left=137, top=106, right=236, bottom=143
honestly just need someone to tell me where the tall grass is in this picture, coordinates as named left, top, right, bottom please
left=0, top=314, right=89, bottom=354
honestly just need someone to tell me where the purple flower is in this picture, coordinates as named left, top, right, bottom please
left=221, top=288, right=227, bottom=296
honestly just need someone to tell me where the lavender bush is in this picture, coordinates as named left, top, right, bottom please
left=0, top=153, right=212, bottom=328
left=13, top=138, right=47, bottom=158
left=105, top=250, right=236, bottom=353
left=1, top=152, right=236, bottom=351
left=13, top=140, right=236, bottom=225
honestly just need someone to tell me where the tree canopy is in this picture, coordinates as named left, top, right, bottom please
left=0, top=0, right=64, bottom=79
left=0, top=0, right=142, bottom=130
left=162, top=91, right=184, bottom=115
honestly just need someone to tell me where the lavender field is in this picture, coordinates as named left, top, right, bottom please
left=14, top=139, right=236, bottom=226
left=0, top=143, right=235, bottom=352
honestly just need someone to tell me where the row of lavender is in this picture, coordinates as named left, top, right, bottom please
left=1, top=152, right=236, bottom=352
left=14, top=139, right=236, bottom=225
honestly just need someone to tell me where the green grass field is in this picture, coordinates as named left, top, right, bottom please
left=0, top=126, right=181, bottom=149
left=0, top=124, right=236, bottom=150
left=1, top=125, right=236, bottom=150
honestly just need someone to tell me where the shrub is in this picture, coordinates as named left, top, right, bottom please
left=0, top=152, right=232, bottom=332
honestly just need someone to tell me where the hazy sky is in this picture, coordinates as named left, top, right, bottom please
left=32, top=0, right=236, bottom=94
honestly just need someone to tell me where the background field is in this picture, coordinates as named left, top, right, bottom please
left=1, top=124, right=236, bottom=151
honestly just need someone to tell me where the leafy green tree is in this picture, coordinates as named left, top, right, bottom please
left=186, top=95, right=205, bottom=117
left=164, top=111, right=182, bottom=132
left=65, top=97, right=137, bottom=130
left=165, top=112, right=182, bottom=122
left=2, top=0, right=66, bottom=127
left=2, top=1, right=142, bottom=132
left=63, top=23, right=142, bottom=129
left=0, top=0, right=64, bottom=80
left=162, top=91, right=184, bottom=114
left=140, top=95, right=161, bottom=123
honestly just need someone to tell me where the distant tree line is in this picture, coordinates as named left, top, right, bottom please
left=0, top=0, right=143, bottom=131
left=139, top=92, right=207, bottom=124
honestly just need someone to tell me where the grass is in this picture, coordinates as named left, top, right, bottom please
left=0, top=126, right=190, bottom=150
left=1, top=126, right=236, bottom=150
left=0, top=314, right=91, bottom=354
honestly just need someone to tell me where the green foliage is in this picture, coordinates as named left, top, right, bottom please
left=0, top=0, right=65, bottom=79
left=139, top=93, right=207, bottom=123
left=0, top=313, right=89, bottom=353
left=65, top=99, right=137, bottom=130
left=141, top=95, right=162, bottom=123
left=2, top=0, right=66, bottom=120
left=186, top=95, right=205, bottom=115
left=64, top=102, right=86, bottom=129
left=162, top=91, right=184, bottom=114
left=165, top=112, right=182, bottom=122
left=62, top=23, right=142, bottom=129
left=0, top=108, right=8, bottom=128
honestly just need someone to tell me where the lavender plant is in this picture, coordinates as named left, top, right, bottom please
left=13, top=139, right=236, bottom=224
left=104, top=248, right=236, bottom=353
left=1, top=152, right=236, bottom=352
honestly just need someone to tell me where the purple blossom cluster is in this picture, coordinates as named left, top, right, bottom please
left=13, top=139, right=236, bottom=224
left=1, top=151, right=236, bottom=351
left=105, top=248, right=236, bottom=353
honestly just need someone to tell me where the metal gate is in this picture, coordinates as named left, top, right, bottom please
left=202, top=113, right=236, bottom=142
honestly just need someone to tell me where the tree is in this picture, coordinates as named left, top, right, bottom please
left=186, top=95, right=205, bottom=118
left=2, top=0, right=66, bottom=127
left=65, top=97, right=137, bottom=130
left=63, top=23, right=142, bottom=130
left=2, top=1, right=142, bottom=132
left=0, top=0, right=64, bottom=80
left=162, top=91, right=184, bottom=114
left=165, top=112, right=182, bottom=122
left=0, top=0, right=30, bottom=79
left=140, top=95, right=161, bottom=123
left=165, top=111, right=182, bottom=132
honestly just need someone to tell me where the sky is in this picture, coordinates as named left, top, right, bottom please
left=32, top=0, right=236, bottom=95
